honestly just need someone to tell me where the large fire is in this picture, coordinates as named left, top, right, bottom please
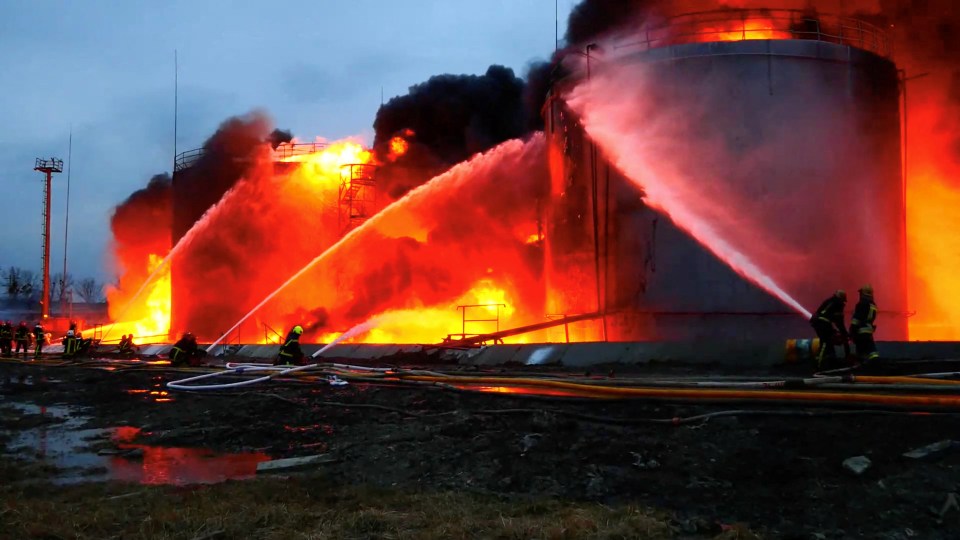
left=105, top=5, right=960, bottom=346
left=905, top=86, right=960, bottom=340
left=319, top=279, right=534, bottom=345
left=695, top=18, right=789, bottom=42
left=109, top=133, right=544, bottom=346
left=103, top=254, right=171, bottom=342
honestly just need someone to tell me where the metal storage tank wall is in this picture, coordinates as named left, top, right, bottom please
left=545, top=38, right=907, bottom=342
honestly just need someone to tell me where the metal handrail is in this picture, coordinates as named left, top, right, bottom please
left=274, top=142, right=328, bottom=160
left=614, top=9, right=892, bottom=59
left=173, top=142, right=331, bottom=172
left=173, top=148, right=203, bottom=172
left=262, top=322, right=283, bottom=344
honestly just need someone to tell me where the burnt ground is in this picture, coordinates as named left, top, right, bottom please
left=1, top=359, right=959, bottom=539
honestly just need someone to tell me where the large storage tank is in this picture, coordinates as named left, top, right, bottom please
left=545, top=10, right=908, bottom=342
left=169, top=144, right=321, bottom=338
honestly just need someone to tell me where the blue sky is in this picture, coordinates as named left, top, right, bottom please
left=0, top=0, right=577, bottom=282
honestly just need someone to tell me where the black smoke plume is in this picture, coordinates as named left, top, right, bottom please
left=110, top=173, right=172, bottom=270
left=372, top=65, right=532, bottom=197
left=172, top=111, right=275, bottom=242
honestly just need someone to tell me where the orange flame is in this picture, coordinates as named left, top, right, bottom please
left=388, top=136, right=409, bottom=161
left=906, top=98, right=960, bottom=340
left=316, top=279, right=537, bottom=345
left=698, top=18, right=790, bottom=42
left=104, top=253, right=171, bottom=341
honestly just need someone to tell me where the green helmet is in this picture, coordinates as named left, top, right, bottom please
left=292, top=325, right=303, bottom=335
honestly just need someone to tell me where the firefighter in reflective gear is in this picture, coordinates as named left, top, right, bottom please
left=15, top=322, right=30, bottom=359
left=849, top=285, right=879, bottom=365
left=169, top=333, right=201, bottom=367
left=275, top=325, right=305, bottom=366
left=0, top=321, right=12, bottom=357
left=810, top=290, right=849, bottom=368
left=63, top=322, right=79, bottom=358
left=33, top=322, right=45, bottom=359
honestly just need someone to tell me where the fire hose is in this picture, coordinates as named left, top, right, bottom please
left=158, top=360, right=960, bottom=409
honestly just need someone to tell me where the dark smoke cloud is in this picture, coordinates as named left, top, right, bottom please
left=268, top=128, right=293, bottom=149
left=565, top=0, right=652, bottom=45
left=110, top=173, right=172, bottom=267
left=173, top=111, right=275, bottom=241
left=372, top=65, right=532, bottom=197
left=374, top=65, right=527, bottom=164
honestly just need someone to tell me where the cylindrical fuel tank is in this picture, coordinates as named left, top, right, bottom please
left=545, top=35, right=907, bottom=342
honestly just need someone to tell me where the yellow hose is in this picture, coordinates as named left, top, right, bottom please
left=400, top=374, right=960, bottom=408
left=854, top=375, right=960, bottom=386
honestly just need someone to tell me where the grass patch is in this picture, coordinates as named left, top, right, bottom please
left=0, top=475, right=752, bottom=539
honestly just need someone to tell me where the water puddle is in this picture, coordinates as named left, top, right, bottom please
left=1, top=402, right=269, bottom=485
left=453, top=384, right=602, bottom=398
left=105, top=427, right=269, bottom=485
left=125, top=376, right=176, bottom=403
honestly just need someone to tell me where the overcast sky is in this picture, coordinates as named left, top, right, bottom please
left=0, top=0, right=576, bottom=282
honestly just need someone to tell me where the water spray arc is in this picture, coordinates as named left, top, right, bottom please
left=543, top=11, right=907, bottom=342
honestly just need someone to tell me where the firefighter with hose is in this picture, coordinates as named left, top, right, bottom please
left=63, top=322, right=79, bottom=358
left=849, top=284, right=879, bottom=366
left=810, top=290, right=850, bottom=369
left=169, top=332, right=204, bottom=367
left=275, top=325, right=305, bottom=366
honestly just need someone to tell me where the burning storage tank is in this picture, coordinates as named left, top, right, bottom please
left=170, top=142, right=377, bottom=339
left=545, top=10, right=908, bottom=342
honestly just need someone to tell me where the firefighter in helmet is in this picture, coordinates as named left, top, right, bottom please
left=170, top=332, right=202, bottom=367
left=275, top=325, right=305, bottom=366
left=118, top=334, right=139, bottom=356
left=63, top=322, right=79, bottom=358
left=810, top=290, right=849, bottom=368
left=849, top=284, right=879, bottom=365
left=33, top=322, right=45, bottom=359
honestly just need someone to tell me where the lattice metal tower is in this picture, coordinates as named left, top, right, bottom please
left=338, top=163, right=378, bottom=233
left=34, top=157, right=63, bottom=319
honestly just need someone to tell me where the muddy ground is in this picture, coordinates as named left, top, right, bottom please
left=1, top=359, right=959, bottom=539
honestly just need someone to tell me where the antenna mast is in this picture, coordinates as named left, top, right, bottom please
left=173, top=49, right=178, bottom=174
left=60, top=129, right=73, bottom=316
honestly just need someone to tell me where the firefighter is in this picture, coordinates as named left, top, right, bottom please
left=0, top=320, right=12, bottom=357
left=810, top=290, right=849, bottom=368
left=14, top=321, right=30, bottom=359
left=849, top=284, right=879, bottom=365
left=275, top=325, right=305, bottom=366
left=118, top=334, right=138, bottom=356
left=33, top=322, right=45, bottom=359
left=169, top=332, right=202, bottom=367
left=63, top=322, right=79, bottom=358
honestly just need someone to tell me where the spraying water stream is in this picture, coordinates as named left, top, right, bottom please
left=102, top=177, right=250, bottom=342
left=566, top=60, right=812, bottom=319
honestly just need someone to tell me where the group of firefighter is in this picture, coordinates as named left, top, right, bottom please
left=0, top=320, right=46, bottom=359
left=810, top=284, right=879, bottom=369
left=0, top=320, right=142, bottom=360
left=0, top=318, right=305, bottom=366
left=165, top=325, right=304, bottom=367
left=7, top=296, right=876, bottom=370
